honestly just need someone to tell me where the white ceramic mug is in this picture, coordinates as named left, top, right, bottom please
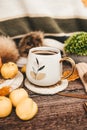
left=26, top=47, right=75, bottom=86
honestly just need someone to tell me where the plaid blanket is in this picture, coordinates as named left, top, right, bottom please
left=0, top=0, right=87, bottom=42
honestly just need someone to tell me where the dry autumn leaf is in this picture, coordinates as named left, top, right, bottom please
left=21, top=65, right=26, bottom=73
left=82, top=0, right=87, bottom=7
left=63, top=68, right=79, bottom=81
left=0, top=86, right=11, bottom=96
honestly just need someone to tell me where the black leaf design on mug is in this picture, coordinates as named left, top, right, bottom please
left=38, top=65, right=45, bottom=71
left=30, top=57, right=46, bottom=80
left=36, top=58, right=39, bottom=65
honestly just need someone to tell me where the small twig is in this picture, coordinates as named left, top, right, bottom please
left=58, top=92, right=87, bottom=99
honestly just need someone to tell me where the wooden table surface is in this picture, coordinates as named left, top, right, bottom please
left=0, top=65, right=87, bottom=130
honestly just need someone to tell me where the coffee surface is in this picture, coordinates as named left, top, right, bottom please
left=32, top=50, right=58, bottom=55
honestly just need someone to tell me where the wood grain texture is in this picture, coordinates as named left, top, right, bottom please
left=0, top=65, right=87, bottom=130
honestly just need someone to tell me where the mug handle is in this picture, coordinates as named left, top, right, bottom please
left=60, top=57, right=75, bottom=79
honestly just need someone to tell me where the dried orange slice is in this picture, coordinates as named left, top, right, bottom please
left=63, top=68, right=79, bottom=81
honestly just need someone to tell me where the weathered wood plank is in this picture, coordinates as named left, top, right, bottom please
left=0, top=65, right=87, bottom=130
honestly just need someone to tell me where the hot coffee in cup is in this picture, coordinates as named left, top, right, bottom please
left=26, top=47, right=75, bottom=86
left=32, top=50, right=57, bottom=55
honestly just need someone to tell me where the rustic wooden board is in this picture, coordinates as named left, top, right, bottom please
left=0, top=65, right=87, bottom=130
